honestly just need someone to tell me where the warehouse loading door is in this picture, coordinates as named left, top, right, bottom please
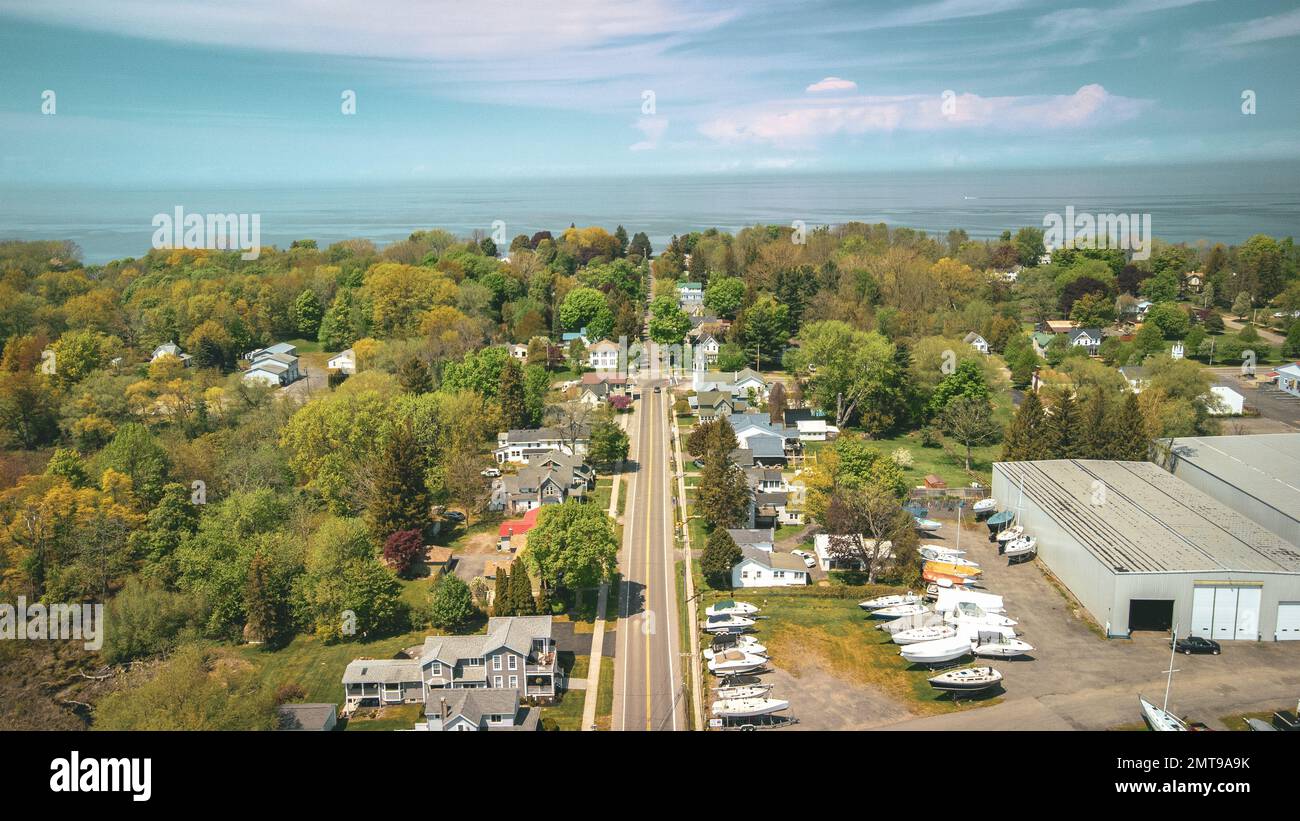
left=1192, top=584, right=1262, bottom=641
left=1277, top=602, right=1300, bottom=641
left=1128, top=599, right=1174, bottom=632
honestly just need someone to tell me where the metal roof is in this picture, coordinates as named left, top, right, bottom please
left=996, top=459, right=1300, bottom=574
left=1167, top=434, right=1300, bottom=518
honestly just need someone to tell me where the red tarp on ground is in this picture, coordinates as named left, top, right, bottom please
left=498, top=506, right=540, bottom=537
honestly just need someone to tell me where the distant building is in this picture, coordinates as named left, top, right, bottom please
left=677, top=281, right=704, bottom=313
left=963, top=331, right=990, bottom=355
left=731, top=546, right=809, bottom=589
left=276, top=703, right=337, bottom=731
left=150, top=342, right=192, bottom=366
left=327, top=348, right=356, bottom=374
left=495, top=427, right=589, bottom=464
left=1067, top=327, right=1103, bottom=355
left=587, top=339, right=620, bottom=371
left=509, top=343, right=530, bottom=361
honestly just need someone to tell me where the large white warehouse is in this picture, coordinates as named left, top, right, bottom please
left=992, top=459, right=1300, bottom=641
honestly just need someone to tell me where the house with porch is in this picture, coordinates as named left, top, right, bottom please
left=342, top=615, right=559, bottom=710
left=150, top=341, right=193, bottom=366
left=494, top=450, right=593, bottom=513
left=693, top=333, right=720, bottom=366
left=963, top=331, right=990, bottom=355
left=731, top=546, right=809, bottom=589
left=495, top=426, right=590, bottom=464
left=1068, top=327, right=1103, bottom=355
left=421, top=688, right=537, bottom=731
left=690, top=389, right=743, bottom=421
left=327, top=348, right=356, bottom=374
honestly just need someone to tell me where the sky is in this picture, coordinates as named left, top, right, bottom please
left=1, top=0, right=1299, bottom=184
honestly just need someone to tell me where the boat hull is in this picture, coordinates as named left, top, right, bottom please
left=972, top=640, right=1033, bottom=658
left=711, top=698, right=789, bottom=718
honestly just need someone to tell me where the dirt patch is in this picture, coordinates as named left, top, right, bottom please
left=0, top=640, right=126, bottom=730
left=762, top=630, right=915, bottom=729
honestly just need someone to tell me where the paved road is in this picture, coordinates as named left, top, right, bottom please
left=612, top=349, right=686, bottom=731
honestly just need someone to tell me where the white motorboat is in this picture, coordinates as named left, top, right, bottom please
left=935, top=588, right=1005, bottom=615
left=1139, top=695, right=1188, bottom=731
left=711, top=633, right=764, bottom=652
left=995, top=524, right=1024, bottom=543
left=900, top=636, right=973, bottom=665
left=944, top=601, right=1018, bottom=628
left=703, top=613, right=755, bottom=633
left=892, top=624, right=958, bottom=645
left=707, top=649, right=768, bottom=675
left=1245, top=718, right=1277, bottom=732
left=704, top=640, right=766, bottom=660
left=928, top=666, right=1003, bottom=693
left=872, top=603, right=930, bottom=619
left=971, top=498, right=998, bottom=515
left=919, top=545, right=966, bottom=562
left=714, top=683, right=771, bottom=700
left=705, top=599, right=759, bottom=617
left=711, top=697, right=789, bottom=718
left=858, top=593, right=921, bottom=611
left=914, top=517, right=942, bottom=533
left=971, top=638, right=1034, bottom=658
left=1004, top=536, right=1037, bottom=559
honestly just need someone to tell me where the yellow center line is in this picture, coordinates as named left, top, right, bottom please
left=644, top=385, right=653, bottom=730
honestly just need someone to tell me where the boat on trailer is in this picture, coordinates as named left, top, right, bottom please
left=914, top=517, right=943, bottom=533
left=1004, top=536, right=1037, bottom=559
left=995, top=524, right=1024, bottom=544
left=714, top=683, right=772, bottom=700
left=919, top=545, right=966, bottom=562
left=703, top=613, right=755, bottom=633
left=707, top=649, right=768, bottom=675
left=899, top=636, right=973, bottom=665
left=711, top=697, right=790, bottom=718
left=971, top=498, right=998, bottom=517
left=706, top=599, right=759, bottom=617
left=928, top=666, right=1003, bottom=693
left=985, top=510, right=1014, bottom=536
left=971, top=638, right=1034, bottom=658
left=704, top=640, right=766, bottom=660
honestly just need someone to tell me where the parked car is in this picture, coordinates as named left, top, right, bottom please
left=790, top=549, right=816, bottom=568
left=443, top=510, right=467, bottom=523
left=653, top=386, right=661, bottom=394
left=481, top=467, right=501, bottom=478
left=1172, top=635, right=1221, bottom=655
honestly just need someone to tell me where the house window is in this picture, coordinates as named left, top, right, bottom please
left=494, top=675, right=503, bottom=688
left=493, top=655, right=502, bottom=671
left=509, top=675, right=518, bottom=689
left=430, top=662, right=441, bottom=676
left=508, top=655, right=518, bottom=671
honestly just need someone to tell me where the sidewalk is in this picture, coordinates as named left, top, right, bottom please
left=582, top=412, right=628, bottom=730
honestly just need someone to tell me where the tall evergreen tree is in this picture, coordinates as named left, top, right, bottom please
left=1078, top=387, right=1113, bottom=459
left=507, top=558, right=536, bottom=615
left=1046, top=390, right=1081, bottom=458
left=1002, top=391, right=1048, bottom=461
left=498, top=357, right=528, bottom=431
left=244, top=552, right=281, bottom=644
left=365, top=421, right=431, bottom=543
left=397, top=355, right=432, bottom=394
left=1109, top=391, right=1150, bottom=461
left=494, top=567, right=511, bottom=616
left=701, top=528, right=742, bottom=589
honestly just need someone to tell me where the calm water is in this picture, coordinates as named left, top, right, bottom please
left=2, top=163, right=1298, bottom=263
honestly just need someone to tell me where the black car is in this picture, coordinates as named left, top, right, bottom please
left=443, top=510, right=467, bottom=523
left=653, top=386, right=661, bottom=393
left=1172, top=635, right=1221, bottom=655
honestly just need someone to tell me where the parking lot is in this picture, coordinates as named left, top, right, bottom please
left=1207, top=367, right=1300, bottom=433
left=881, top=519, right=1300, bottom=730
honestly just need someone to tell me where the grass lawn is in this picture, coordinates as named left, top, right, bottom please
left=237, top=629, right=429, bottom=708
left=539, top=656, right=587, bottom=731
left=283, top=337, right=324, bottom=353
left=343, top=703, right=422, bottom=731
left=851, top=430, right=1001, bottom=488
left=773, top=523, right=806, bottom=542
left=592, top=478, right=613, bottom=512
left=594, top=656, right=615, bottom=729
left=1219, top=710, right=1279, bottom=731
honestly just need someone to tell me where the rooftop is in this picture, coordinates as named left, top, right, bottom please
left=996, top=459, right=1300, bottom=574
left=1167, top=434, right=1300, bottom=520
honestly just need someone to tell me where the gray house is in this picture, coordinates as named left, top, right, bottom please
left=342, top=615, right=558, bottom=711
left=495, top=450, right=594, bottom=513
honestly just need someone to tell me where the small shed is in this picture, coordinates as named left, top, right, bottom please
left=924, top=474, right=947, bottom=489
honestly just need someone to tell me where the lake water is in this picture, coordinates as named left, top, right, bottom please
left=2, top=162, right=1298, bottom=263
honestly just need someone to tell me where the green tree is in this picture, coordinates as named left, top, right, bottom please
left=704, top=276, right=746, bottom=318
left=1077, top=387, right=1114, bottom=460
left=1045, top=390, right=1081, bottom=458
left=701, top=528, right=742, bottom=589
left=397, top=356, right=433, bottom=394
left=294, top=289, right=324, bottom=338
left=429, top=572, right=478, bottom=630
left=244, top=551, right=285, bottom=644
left=738, top=294, right=789, bottom=369
left=1002, top=391, right=1048, bottom=461
left=365, top=421, right=431, bottom=543
left=96, top=422, right=170, bottom=505
left=927, top=360, right=989, bottom=418
left=507, top=558, right=537, bottom=615
left=940, top=395, right=999, bottom=470
left=498, top=357, right=528, bottom=430
left=589, top=418, right=630, bottom=466
left=494, top=566, right=511, bottom=616
left=1110, top=391, right=1149, bottom=460
left=648, top=296, right=691, bottom=345
left=523, top=501, right=619, bottom=592
left=559, top=287, right=609, bottom=332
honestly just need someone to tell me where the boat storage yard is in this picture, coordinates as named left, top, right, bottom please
left=992, top=459, right=1300, bottom=641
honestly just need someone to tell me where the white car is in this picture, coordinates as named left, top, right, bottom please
left=791, top=549, right=817, bottom=568
left=481, top=467, right=501, bottom=478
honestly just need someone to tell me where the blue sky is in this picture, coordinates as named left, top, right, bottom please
left=1, top=0, right=1298, bottom=184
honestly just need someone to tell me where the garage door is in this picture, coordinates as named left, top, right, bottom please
left=1192, top=584, right=1262, bottom=641
left=1278, top=602, right=1300, bottom=641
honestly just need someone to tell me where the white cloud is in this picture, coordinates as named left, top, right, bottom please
left=700, top=85, right=1149, bottom=147
left=629, top=117, right=669, bottom=151
left=1184, top=7, right=1300, bottom=50
left=806, top=77, right=857, bottom=94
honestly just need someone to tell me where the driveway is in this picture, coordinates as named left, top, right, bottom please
left=1205, top=367, right=1300, bottom=431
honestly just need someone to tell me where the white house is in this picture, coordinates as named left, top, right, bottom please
left=731, top=546, right=809, bottom=588
left=150, top=342, right=192, bottom=366
left=509, top=343, right=530, bottom=362
left=1208, top=386, right=1244, bottom=416
left=677, top=281, right=704, bottom=313
left=794, top=419, right=839, bottom=441
left=587, top=339, right=620, bottom=372
left=963, top=331, right=990, bottom=355
left=327, top=348, right=356, bottom=374
left=1068, top=327, right=1102, bottom=355
left=813, top=533, right=894, bottom=572
left=1277, top=363, right=1300, bottom=399
left=694, top=334, right=720, bottom=366
left=243, top=346, right=300, bottom=387
left=495, top=427, right=589, bottom=464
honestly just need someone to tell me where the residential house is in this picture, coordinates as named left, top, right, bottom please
left=963, top=331, right=990, bottom=355
left=751, top=490, right=800, bottom=528
left=745, top=466, right=787, bottom=494
left=782, top=407, right=819, bottom=426
left=794, top=419, right=839, bottom=441
left=509, top=343, right=530, bottom=361
left=150, top=341, right=192, bottom=366
left=731, top=546, right=809, bottom=589
left=1031, top=332, right=1054, bottom=358
left=587, top=339, right=620, bottom=372
left=1182, top=271, right=1204, bottom=294
left=243, top=345, right=301, bottom=387
left=687, top=315, right=731, bottom=342
left=736, top=436, right=788, bottom=467
left=276, top=703, right=338, bottom=731
left=1119, top=365, right=1150, bottom=392
left=578, top=381, right=612, bottom=405
left=726, top=528, right=775, bottom=552
left=341, top=615, right=559, bottom=707
left=561, top=329, right=590, bottom=348
left=494, top=450, right=593, bottom=513
left=422, top=688, right=537, bottom=731
left=1068, top=327, right=1103, bottom=355
left=691, top=361, right=770, bottom=399
left=677, top=281, right=704, bottom=313
left=495, top=427, right=589, bottom=464
left=689, top=389, right=743, bottom=421
left=327, top=348, right=356, bottom=374
left=813, top=533, right=894, bottom=572
left=694, top=333, right=720, bottom=366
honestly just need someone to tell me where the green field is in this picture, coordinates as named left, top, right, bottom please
left=238, top=630, right=428, bottom=708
